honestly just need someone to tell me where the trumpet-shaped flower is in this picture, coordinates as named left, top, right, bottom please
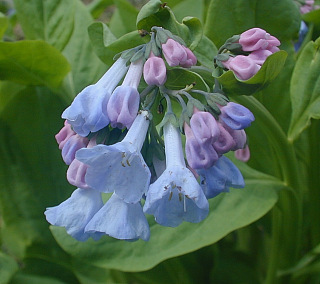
left=62, top=57, right=128, bottom=136
left=44, top=188, right=104, bottom=241
left=198, top=156, right=245, bottom=199
left=144, top=122, right=209, bottom=227
left=76, top=111, right=151, bottom=204
left=220, top=102, right=255, bottom=130
left=85, top=193, right=150, bottom=241
left=107, top=59, right=143, bottom=129
left=143, top=52, right=167, bottom=86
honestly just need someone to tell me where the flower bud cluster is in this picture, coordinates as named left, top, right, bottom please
left=46, top=25, right=272, bottom=242
left=216, top=28, right=280, bottom=80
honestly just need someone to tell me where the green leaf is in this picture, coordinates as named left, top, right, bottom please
left=165, top=68, right=209, bottom=91
left=109, top=0, right=138, bottom=38
left=88, top=22, right=146, bottom=66
left=0, top=87, right=73, bottom=258
left=204, top=0, right=300, bottom=48
left=0, top=12, right=8, bottom=39
left=193, top=35, right=218, bottom=69
left=0, top=40, right=70, bottom=88
left=303, top=9, right=320, bottom=25
left=0, top=252, right=18, bottom=284
left=171, top=0, right=204, bottom=23
left=51, top=165, right=280, bottom=272
left=136, top=0, right=202, bottom=50
left=288, top=38, right=320, bottom=141
left=217, top=50, right=287, bottom=96
left=13, top=0, right=106, bottom=93
left=10, top=274, right=67, bottom=284
left=87, top=0, right=113, bottom=19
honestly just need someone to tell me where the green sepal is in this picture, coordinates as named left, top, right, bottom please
left=186, top=98, right=205, bottom=116
left=215, top=53, right=231, bottom=62
left=158, top=111, right=178, bottom=136
left=96, top=127, right=111, bottom=145
left=130, top=46, right=146, bottom=63
left=179, top=109, right=190, bottom=133
left=217, top=50, right=287, bottom=96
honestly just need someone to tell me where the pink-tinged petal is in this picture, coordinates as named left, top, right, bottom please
left=239, top=28, right=269, bottom=51
left=235, top=144, right=250, bottom=162
left=180, top=46, right=197, bottom=68
left=248, top=49, right=273, bottom=65
left=67, top=159, right=91, bottom=189
left=212, top=123, right=236, bottom=155
left=143, top=55, right=167, bottom=86
left=55, top=121, right=76, bottom=149
left=162, top=38, right=187, bottom=67
left=61, top=135, right=89, bottom=165
left=228, top=55, right=261, bottom=80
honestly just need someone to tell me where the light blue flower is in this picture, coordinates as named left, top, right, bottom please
left=44, top=188, right=104, bottom=241
left=85, top=193, right=150, bottom=241
left=294, top=21, right=309, bottom=52
left=144, top=122, right=209, bottom=227
left=76, top=111, right=151, bottom=204
left=198, top=156, right=245, bottom=199
left=62, top=57, right=128, bottom=137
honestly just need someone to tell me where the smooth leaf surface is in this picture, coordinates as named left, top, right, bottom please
left=0, top=12, right=8, bottom=39
left=51, top=164, right=280, bottom=272
left=0, top=40, right=70, bottom=88
left=217, top=51, right=287, bottom=96
left=88, top=22, right=146, bottom=66
left=0, top=252, right=18, bottom=284
left=204, top=0, right=300, bottom=48
left=288, top=38, right=320, bottom=141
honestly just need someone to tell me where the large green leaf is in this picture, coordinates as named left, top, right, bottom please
left=0, top=40, right=70, bottom=88
left=0, top=12, right=8, bottom=39
left=51, top=164, right=281, bottom=272
left=288, top=38, right=320, bottom=141
left=13, top=0, right=106, bottom=94
left=204, top=0, right=300, bottom=48
left=217, top=50, right=287, bottom=96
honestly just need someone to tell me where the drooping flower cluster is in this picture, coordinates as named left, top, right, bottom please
left=215, top=28, right=280, bottom=80
left=45, top=25, right=277, bottom=242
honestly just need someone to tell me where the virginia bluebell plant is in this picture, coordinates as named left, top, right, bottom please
left=45, top=25, right=281, bottom=242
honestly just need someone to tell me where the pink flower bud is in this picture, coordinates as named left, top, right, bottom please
left=184, top=123, right=218, bottom=169
left=180, top=46, right=197, bottom=68
left=55, top=121, right=76, bottom=149
left=235, top=144, right=250, bottom=162
left=248, top=49, right=273, bottom=65
left=190, top=111, right=220, bottom=144
left=229, top=129, right=247, bottom=150
left=67, top=159, right=90, bottom=189
left=162, top=38, right=187, bottom=67
left=107, top=86, right=140, bottom=129
left=143, top=53, right=167, bottom=86
left=239, top=28, right=280, bottom=52
left=224, top=55, right=261, bottom=80
left=62, top=135, right=89, bottom=165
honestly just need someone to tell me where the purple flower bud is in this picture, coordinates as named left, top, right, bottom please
left=190, top=110, right=220, bottom=144
left=235, top=144, right=250, bottom=162
left=248, top=49, right=273, bottom=65
left=220, top=102, right=255, bottom=130
left=228, top=128, right=247, bottom=151
left=107, top=59, right=143, bottom=129
left=107, top=86, right=140, bottom=129
left=184, top=123, right=218, bottom=169
left=239, top=28, right=280, bottom=52
left=67, top=159, right=90, bottom=189
left=55, top=121, right=76, bottom=149
left=61, top=135, right=89, bottom=165
left=143, top=53, right=167, bottom=86
left=162, top=38, right=187, bottom=67
left=180, top=46, right=197, bottom=68
left=223, top=55, right=261, bottom=80
left=212, top=122, right=236, bottom=155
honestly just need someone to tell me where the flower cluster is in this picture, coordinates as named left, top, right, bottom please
left=215, top=28, right=280, bottom=80
left=45, top=26, right=276, bottom=242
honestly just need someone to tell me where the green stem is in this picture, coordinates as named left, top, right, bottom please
left=234, top=96, right=303, bottom=283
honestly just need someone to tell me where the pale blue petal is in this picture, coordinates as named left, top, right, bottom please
left=144, top=166, right=209, bottom=227
left=85, top=194, right=150, bottom=241
left=45, top=188, right=104, bottom=241
left=216, top=156, right=245, bottom=188
left=62, top=85, right=111, bottom=137
left=76, top=143, right=151, bottom=203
